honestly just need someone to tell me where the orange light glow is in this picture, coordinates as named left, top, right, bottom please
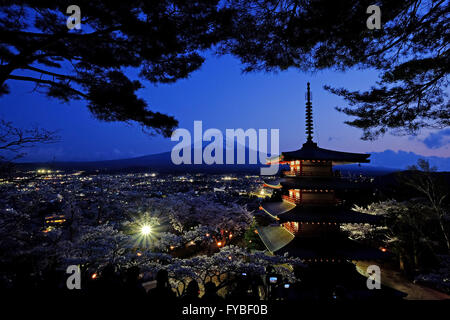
left=91, top=273, right=98, bottom=279
left=380, top=247, right=387, bottom=252
left=217, top=241, right=222, bottom=247
left=136, top=252, right=142, bottom=256
left=170, top=246, right=175, bottom=250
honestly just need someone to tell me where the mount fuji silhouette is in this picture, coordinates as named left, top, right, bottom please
left=20, top=142, right=267, bottom=174
left=16, top=142, right=435, bottom=176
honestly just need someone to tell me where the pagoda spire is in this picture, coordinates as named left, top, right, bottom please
left=305, top=82, right=313, bottom=143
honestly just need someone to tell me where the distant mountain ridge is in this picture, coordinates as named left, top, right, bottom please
left=370, top=149, right=450, bottom=171
left=15, top=147, right=449, bottom=174
left=16, top=146, right=264, bottom=174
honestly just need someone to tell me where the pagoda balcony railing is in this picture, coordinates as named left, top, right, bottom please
left=282, top=170, right=333, bottom=177
left=282, top=195, right=339, bottom=205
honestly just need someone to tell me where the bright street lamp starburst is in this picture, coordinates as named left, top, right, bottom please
left=141, top=225, right=152, bottom=235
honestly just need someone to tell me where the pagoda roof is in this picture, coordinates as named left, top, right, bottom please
left=264, top=176, right=371, bottom=190
left=268, top=141, right=370, bottom=164
left=263, top=181, right=283, bottom=189
left=256, top=225, right=295, bottom=252
left=256, top=225, right=389, bottom=260
left=260, top=201, right=296, bottom=218
left=260, top=201, right=380, bottom=224
left=275, top=237, right=389, bottom=260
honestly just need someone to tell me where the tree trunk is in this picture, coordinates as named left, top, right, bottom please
left=438, top=218, right=450, bottom=252
left=399, top=254, right=405, bottom=271
left=413, top=244, right=419, bottom=270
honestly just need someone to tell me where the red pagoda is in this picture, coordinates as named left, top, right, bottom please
left=257, top=83, right=398, bottom=299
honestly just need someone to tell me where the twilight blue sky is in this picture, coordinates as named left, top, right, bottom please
left=0, top=52, right=449, bottom=162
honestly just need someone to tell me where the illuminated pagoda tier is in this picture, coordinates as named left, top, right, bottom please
left=256, top=83, right=402, bottom=299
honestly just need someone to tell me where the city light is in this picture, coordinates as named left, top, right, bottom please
left=141, top=225, right=151, bottom=236
left=37, top=169, right=49, bottom=174
left=131, top=214, right=160, bottom=248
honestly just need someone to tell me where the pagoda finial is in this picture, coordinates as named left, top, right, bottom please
left=305, top=82, right=313, bottom=142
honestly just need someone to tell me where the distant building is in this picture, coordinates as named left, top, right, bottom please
left=44, top=214, right=66, bottom=226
